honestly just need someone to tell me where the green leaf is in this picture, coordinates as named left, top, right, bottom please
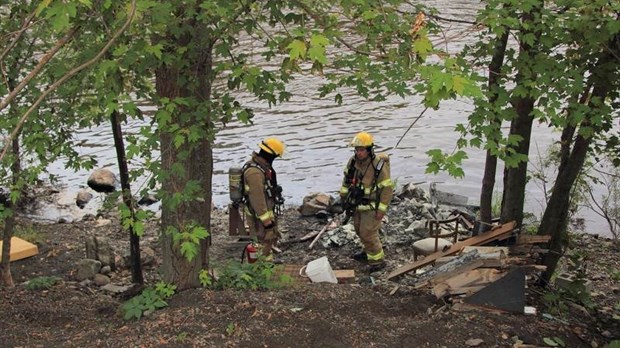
left=287, top=40, right=307, bottom=60
left=452, top=76, right=466, bottom=94
left=362, top=10, right=378, bottom=20
left=308, top=46, right=327, bottom=64
left=310, top=34, right=329, bottom=48
left=413, top=36, right=433, bottom=59
left=543, top=337, right=558, bottom=347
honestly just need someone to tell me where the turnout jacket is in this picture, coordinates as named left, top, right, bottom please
left=243, top=152, right=277, bottom=224
left=340, top=153, right=393, bottom=213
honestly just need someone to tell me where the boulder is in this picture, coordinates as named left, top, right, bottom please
left=298, top=193, right=334, bottom=217
left=87, top=168, right=117, bottom=193
left=76, top=189, right=93, bottom=209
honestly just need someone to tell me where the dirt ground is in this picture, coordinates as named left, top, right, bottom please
left=1, top=205, right=619, bottom=348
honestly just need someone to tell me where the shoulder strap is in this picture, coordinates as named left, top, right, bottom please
left=345, top=156, right=356, bottom=184
left=373, top=158, right=384, bottom=180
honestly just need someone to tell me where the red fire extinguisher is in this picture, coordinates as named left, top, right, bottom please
left=242, top=242, right=258, bottom=264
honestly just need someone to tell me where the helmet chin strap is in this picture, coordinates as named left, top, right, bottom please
left=262, top=141, right=279, bottom=157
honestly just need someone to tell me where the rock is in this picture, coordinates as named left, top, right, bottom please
left=101, top=283, right=132, bottom=294
left=57, top=215, right=74, bottom=224
left=397, top=182, right=429, bottom=202
left=138, top=193, right=159, bottom=206
left=465, top=338, right=484, bottom=347
left=298, top=193, right=334, bottom=217
left=87, top=168, right=118, bottom=193
left=94, top=274, right=111, bottom=286
left=76, top=259, right=102, bottom=281
left=75, top=189, right=93, bottom=209
left=85, top=236, right=116, bottom=270
left=122, top=246, right=156, bottom=268
left=100, top=265, right=112, bottom=275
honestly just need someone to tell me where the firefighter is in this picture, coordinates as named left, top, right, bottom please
left=242, top=137, right=286, bottom=262
left=340, top=131, right=393, bottom=271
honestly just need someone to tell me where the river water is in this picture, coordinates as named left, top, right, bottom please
left=36, top=2, right=613, bottom=236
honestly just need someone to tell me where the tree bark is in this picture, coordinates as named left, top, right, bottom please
left=500, top=9, right=541, bottom=228
left=111, top=110, right=143, bottom=284
left=156, top=23, right=215, bottom=290
left=478, top=30, right=509, bottom=234
left=539, top=33, right=619, bottom=285
left=1, top=78, right=22, bottom=288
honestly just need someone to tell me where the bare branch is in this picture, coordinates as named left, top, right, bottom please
left=0, top=0, right=138, bottom=162
left=0, top=9, right=37, bottom=63
left=0, top=26, right=79, bottom=113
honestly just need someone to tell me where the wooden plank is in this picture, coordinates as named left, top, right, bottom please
left=436, top=250, right=506, bottom=268
left=462, top=246, right=509, bottom=255
left=387, top=221, right=516, bottom=280
left=516, top=234, right=551, bottom=245
left=414, top=259, right=484, bottom=289
left=0, top=237, right=39, bottom=261
left=334, top=269, right=356, bottom=284
left=275, top=265, right=355, bottom=284
left=432, top=268, right=504, bottom=298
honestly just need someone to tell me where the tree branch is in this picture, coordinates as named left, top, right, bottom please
left=0, top=0, right=138, bottom=162
left=0, top=25, right=78, bottom=113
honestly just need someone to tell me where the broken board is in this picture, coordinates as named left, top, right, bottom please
left=387, top=221, right=516, bottom=280
left=0, top=237, right=39, bottom=261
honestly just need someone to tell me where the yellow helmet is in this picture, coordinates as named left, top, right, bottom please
left=350, top=131, right=374, bottom=147
left=259, top=138, right=286, bottom=157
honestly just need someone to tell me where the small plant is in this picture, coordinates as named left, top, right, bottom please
left=211, top=258, right=292, bottom=290
left=121, top=281, right=177, bottom=320
left=176, top=332, right=188, bottom=342
left=26, top=276, right=62, bottom=290
left=543, top=336, right=566, bottom=347
left=14, top=224, right=43, bottom=244
left=199, top=269, right=212, bottom=287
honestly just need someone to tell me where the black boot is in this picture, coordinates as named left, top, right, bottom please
left=367, top=260, right=386, bottom=272
left=351, top=251, right=367, bottom=262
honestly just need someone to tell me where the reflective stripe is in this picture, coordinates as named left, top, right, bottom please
left=377, top=178, right=393, bottom=188
left=367, top=249, right=384, bottom=261
left=356, top=204, right=373, bottom=211
left=340, top=186, right=349, bottom=195
left=257, top=210, right=274, bottom=222
left=378, top=203, right=388, bottom=212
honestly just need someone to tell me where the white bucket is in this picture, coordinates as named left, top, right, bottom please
left=299, top=256, right=338, bottom=284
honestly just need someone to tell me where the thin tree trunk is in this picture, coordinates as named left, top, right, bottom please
left=1, top=79, right=22, bottom=288
left=539, top=33, right=619, bottom=284
left=500, top=8, right=541, bottom=227
left=111, top=110, right=143, bottom=284
left=500, top=97, right=535, bottom=227
left=478, top=30, right=509, bottom=235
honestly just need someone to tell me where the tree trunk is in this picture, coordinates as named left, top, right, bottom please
left=478, top=30, right=509, bottom=234
left=1, top=209, right=15, bottom=288
left=499, top=9, right=540, bottom=228
left=500, top=97, right=535, bottom=227
left=539, top=33, right=619, bottom=284
left=111, top=109, right=143, bottom=284
left=156, top=28, right=214, bottom=290
left=0, top=76, right=22, bottom=287
left=538, top=134, right=592, bottom=284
